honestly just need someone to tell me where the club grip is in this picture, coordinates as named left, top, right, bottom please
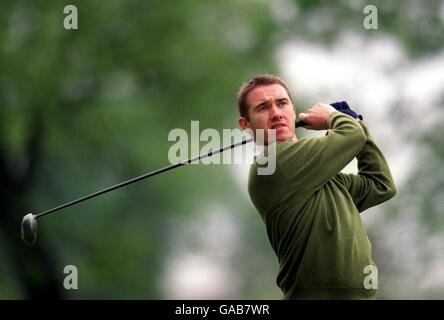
left=295, top=119, right=306, bottom=128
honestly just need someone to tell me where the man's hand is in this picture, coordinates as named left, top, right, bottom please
left=299, top=103, right=337, bottom=130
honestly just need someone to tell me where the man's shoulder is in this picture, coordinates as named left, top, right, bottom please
left=250, top=138, right=315, bottom=167
left=274, top=137, right=319, bottom=156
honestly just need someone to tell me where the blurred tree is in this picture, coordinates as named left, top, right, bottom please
left=0, top=0, right=279, bottom=298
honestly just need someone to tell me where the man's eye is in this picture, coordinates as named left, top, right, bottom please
left=279, top=101, right=287, bottom=107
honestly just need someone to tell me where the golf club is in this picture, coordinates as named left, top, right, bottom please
left=21, top=119, right=307, bottom=245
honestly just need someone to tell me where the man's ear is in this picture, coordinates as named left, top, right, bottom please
left=238, top=116, right=251, bottom=130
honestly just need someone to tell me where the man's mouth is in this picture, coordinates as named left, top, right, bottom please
left=270, top=123, right=287, bottom=129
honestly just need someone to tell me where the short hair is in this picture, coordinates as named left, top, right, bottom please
left=237, top=74, right=293, bottom=119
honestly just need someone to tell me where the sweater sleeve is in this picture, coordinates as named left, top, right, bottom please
left=277, top=112, right=367, bottom=194
left=336, top=121, right=397, bottom=212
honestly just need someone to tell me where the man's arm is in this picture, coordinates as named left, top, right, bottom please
left=336, top=122, right=397, bottom=212
left=277, top=108, right=367, bottom=194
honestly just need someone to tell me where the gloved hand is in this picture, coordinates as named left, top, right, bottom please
left=295, top=101, right=362, bottom=128
left=330, top=101, right=363, bottom=120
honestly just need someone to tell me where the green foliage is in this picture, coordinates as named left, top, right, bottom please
left=0, top=0, right=279, bottom=299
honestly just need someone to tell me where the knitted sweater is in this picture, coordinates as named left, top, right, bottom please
left=248, top=112, right=396, bottom=299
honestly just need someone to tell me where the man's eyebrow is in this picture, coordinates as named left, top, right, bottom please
left=254, top=101, right=268, bottom=110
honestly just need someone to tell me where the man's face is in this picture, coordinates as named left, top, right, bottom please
left=239, top=84, right=296, bottom=144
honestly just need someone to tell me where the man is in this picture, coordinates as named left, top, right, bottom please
left=237, top=74, right=396, bottom=299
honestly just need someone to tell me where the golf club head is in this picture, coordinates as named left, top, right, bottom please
left=21, top=213, right=38, bottom=245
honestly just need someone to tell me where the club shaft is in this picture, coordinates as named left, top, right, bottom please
left=35, top=137, right=253, bottom=219
left=35, top=119, right=306, bottom=219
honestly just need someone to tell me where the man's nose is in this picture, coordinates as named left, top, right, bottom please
left=270, top=103, right=283, bottom=119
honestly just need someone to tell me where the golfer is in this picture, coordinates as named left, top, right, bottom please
left=237, top=74, right=396, bottom=299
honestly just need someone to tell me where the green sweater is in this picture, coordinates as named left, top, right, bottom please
left=248, top=112, right=396, bottom=299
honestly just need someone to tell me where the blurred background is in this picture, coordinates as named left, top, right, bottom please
left=1, top=0, right=443, bottom=299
